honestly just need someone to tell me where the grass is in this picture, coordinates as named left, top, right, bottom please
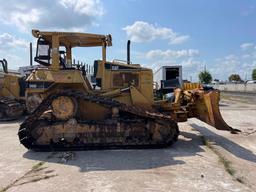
left=32, top=162, right=45, bottom=170
left=0, top=161, right=48, bottom=192
left=236, top=177, right=245, bottom=184
left=17, top=174, right=57, bottom=186
left=1, top=152, right=58, bottom=192
left=200, top=135, right=245, bottom=183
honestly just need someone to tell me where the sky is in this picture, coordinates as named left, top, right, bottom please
left=0, top=0, right=255, bottom=81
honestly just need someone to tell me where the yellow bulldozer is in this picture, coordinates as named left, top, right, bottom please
left=18, top=29, right=237, bottom=150
left=0, top=59, right=26, bottom=120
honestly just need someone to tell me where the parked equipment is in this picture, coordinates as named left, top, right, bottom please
left=154, top=65, right=182, bottom=99
left=18, top=29, right=237, bottom=150
left=0, top=59, right=26, bottom=120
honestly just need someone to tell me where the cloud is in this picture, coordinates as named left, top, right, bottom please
left=0, top=33, right=30, bottom=69
left=212, top=56, right=242, bottom=80
left=211, top=47, right=256, bottom=80
left=142, top=42, right=256, bottom=81
left=0, top=0, right=104, bottom=32
left=0, top=33, right=29, bottom=50
left=179, top=58, right=204, bottom=68
left=137, top=48, right=202, bottom=81
left=169, top=35, right=190, bottom=45
left=59, top=0, right=103, bottom=16
left=240, top=43, right=254, bottom=51
left=146, top=49, right=199, bottom=59
left=224, top=54, right=238, bottom=61
left=122, top=21, right=189, bottom=44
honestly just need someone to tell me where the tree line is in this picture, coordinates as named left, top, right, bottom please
left=198, top=68, right=256, bottom=84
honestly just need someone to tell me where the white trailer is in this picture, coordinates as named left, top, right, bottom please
left=154, top=65, right=183, bottom=90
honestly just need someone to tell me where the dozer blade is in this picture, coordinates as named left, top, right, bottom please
left=193, top=90, right=240, bottom=133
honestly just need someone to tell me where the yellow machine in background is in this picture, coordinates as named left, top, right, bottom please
left=0, top=59, right=25, bottom=120
left=18, top=29, right=236, bottom=150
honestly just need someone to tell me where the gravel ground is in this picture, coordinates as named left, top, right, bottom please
left=0, top=92, right=255, bottom=192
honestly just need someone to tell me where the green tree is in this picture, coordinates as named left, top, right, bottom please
left=228, top=74, right=241, bottom=82
left=252, top=69, right=256, bottom=80
left=198, top=70, right=212, bottom=84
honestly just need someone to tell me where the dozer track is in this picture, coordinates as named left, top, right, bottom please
left=0, top=97, right=25, bottom=121
left=18, top=90, right=179, bottom=151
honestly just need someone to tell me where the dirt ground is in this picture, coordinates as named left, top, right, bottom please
left=0, top=92, right=255, bottom=192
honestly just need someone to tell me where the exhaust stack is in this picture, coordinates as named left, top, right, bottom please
left=30, top=42, right=33, bottom=66
left=127, top=40, right=131, bottom=65
left=3, top=59, right=8, bottom=73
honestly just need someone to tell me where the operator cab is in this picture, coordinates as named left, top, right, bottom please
left=32, top=29, right=113, bottom=90
left=35, top=37, right=51, bottom=66
left=35, top=37, right=69, bottom=68
left=34, top=36, right=87, bottom=74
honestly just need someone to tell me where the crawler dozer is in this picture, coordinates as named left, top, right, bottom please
left=18, top=29, right=236, bottom=150
left=0, top=59, right=26, bottom=120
